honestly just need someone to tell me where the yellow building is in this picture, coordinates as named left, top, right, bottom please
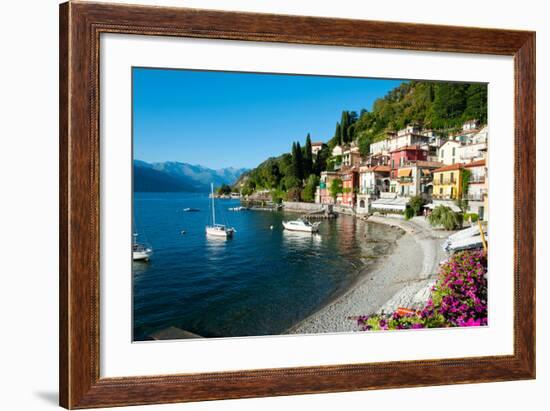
left=432, top=163, right=464, bottom=200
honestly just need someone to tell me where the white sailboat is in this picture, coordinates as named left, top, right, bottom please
left=132, top=233, right=153, bottom=261
left=206, top=183, right=235, bottom=238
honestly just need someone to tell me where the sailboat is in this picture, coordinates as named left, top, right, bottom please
left=206, top=183, right=235, bottom=238
left=133, top=233, right=153, bottom=261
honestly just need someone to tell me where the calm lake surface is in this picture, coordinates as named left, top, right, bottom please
left=133, top=192, right=402, bottom=340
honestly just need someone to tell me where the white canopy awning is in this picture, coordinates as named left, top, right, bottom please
left=371, top=197, right=408, bottom=211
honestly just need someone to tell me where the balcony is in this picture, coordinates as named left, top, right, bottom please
left=436, top=178, right=456, bottom=185
left=466, top=194, right=485, bottom=201
left=469, top=176, right=486, bottom=184
left=432, top=193, right=456, bottom=200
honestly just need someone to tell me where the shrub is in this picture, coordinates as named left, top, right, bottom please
left=356, top=250, right=488, bottom=331
left=408, top=195, right=425, bottom=216
left=428, top=205, right=463, bottom=230
left=404, top=207, right=415, bottom=220
left=464, top=212, right=479, bottom=223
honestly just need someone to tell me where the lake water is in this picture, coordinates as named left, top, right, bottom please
left=133, top=192, right=402, bottom=340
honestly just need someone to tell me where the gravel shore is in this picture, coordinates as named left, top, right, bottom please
left=287, top=215, right=450, bottom=334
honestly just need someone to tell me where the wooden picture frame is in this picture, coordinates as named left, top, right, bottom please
left=59, top=1, right=535, bottom=408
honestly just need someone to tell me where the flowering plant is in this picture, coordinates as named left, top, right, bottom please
left=357, top=250, right=487, bottom=331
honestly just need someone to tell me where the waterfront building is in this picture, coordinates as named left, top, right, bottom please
left=370, top=192, right=408, bottom=213
left=359, top=165, right=391, bottom=196
left=389, top=145, right=428, bottom=179
left=438, top=140, right=462, bottom=165
left=341, top=167, right=359, bottom=208
left=396, top=160, right=442, bottom=199
left=387, top=124, right=431, bottom=152
left=342, top=143, right=361, bottom=168
left=369, top=138, right=389, bottom=156
left=311, top=142, right=324, bottom=155
left=463, top=119, right=480, bottom=132
left=432, top=163, right=465, bottom=201
left=448, top=120, right=482, bottom=144
left=464, top=159, right=487, bottom=219
left=469, top=126, right=488, bottom=145
left=318, top=171, right=341, bottom=205
left=331, top=145, right=343, bottom=157
left=366, top=152, right=390, bottom=167
left=458, top=142, right=487, bottom=163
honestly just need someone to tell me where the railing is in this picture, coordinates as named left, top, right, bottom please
left=432, top=194, right=455, bottom=200
left=469, top=176, right=486, bottom=183
left=436, top=178, right=456, bottom=185
left=398, top=177, right=413, bottom=183
left=466, top=194, right=485, bottom=201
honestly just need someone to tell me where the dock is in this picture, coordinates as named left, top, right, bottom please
left=302, top=210, right=337, bottom=220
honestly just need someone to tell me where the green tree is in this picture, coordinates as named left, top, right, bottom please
left=428, top=205, right=463, bottom=230
left=408, top=195, right=425, bottom=216
left=314, top=145, right=330, bottom=175
left=302, top=174, right=320, bottom=202
left=303, top=134, right=313, bottom=178
left=216, top=184, right=232, bottom=195
left=281, top=175, right=300, bottom=191
left=292, top=141, right=304, bottom=181
left=329, top=178, right=343, bottom=201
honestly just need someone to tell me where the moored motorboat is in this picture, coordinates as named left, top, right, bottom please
left=282, top=219, right=320, bottom=233
left=228, top=206, right=248, bottom=211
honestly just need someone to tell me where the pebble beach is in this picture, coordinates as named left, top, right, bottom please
left=287, top=215, right=450, bottom=334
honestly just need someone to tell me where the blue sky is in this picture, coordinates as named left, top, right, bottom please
left=133, top=68, right=404, bottom=169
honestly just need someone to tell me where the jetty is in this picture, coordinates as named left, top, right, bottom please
left=301, top=209, right=337, bottom=220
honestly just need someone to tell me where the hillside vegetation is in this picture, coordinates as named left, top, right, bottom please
left=234, top=80, right=487, bottom=201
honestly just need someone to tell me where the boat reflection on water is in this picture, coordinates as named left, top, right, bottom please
left=282, top=229, right=322, bottom=249
left=132, top=259, right=151, bottom=277
left=205, top=234, right=231, bottom=259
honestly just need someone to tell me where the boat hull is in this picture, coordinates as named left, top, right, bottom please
left=133, top=250, right=152, bottom=261
left=206, top=227, right=234, bottom=238
left=282, top=222, right=319, bottom=233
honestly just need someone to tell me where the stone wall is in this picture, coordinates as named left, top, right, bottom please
left=282, top=201, right=326, bottom=213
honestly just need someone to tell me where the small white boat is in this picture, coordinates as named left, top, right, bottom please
left=442, top=224, right=488, bottom=253
left=228, top=206, right=247, bottom=211
left=183, top=207, right=200, bottom=212
left=282, top=219, right=320, bottom=233
left=132, top=234, right=152, bottom=261
left=206, top=224, right=235, bottom=238
left=206, top=183, right=235, bottom=239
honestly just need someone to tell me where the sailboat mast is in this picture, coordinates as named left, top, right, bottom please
left=211, top=183, right=216, bottom=225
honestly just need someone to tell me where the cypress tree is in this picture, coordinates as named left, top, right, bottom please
left=340, top=111, right=349, bottom=143
left=295, top=141, right=304, bottom=182
left=334, top=122, right=341, bottom=146
left=304, top=133, right=313, bottom=178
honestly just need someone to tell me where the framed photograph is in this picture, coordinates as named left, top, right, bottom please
left=59, top=1, right=535, bottom=408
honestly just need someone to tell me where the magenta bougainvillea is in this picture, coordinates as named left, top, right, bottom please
left=357, top=250, right=487, bottom=331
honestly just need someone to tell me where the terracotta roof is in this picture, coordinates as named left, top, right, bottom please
left=433, top=163, right=465, bottom=173
left=311, top=142, right=324, bottom=146
left=464, top=159, right=486, bottom=168
left=416, top=160, right=443, bottom=168
left=371, top=165, right=391, bottom=172
left=389, top=145, right=426, bottom=153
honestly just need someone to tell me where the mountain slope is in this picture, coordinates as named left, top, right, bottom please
left=134, top=160, right=247, bottom=192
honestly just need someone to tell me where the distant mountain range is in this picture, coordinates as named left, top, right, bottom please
left=133, top=160, right=248, bottom=193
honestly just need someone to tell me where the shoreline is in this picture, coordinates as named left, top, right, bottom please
left=287, top=215, right=450, bottom=335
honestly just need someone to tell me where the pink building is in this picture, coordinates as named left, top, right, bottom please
left=389, top=146, right=428, bottom=179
